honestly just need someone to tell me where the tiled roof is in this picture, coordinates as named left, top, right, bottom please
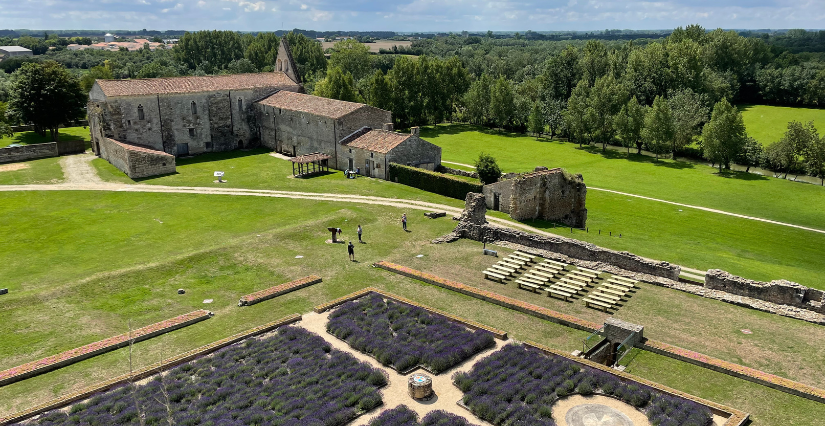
left=110, top=139, right=173, bottom=156
left=257, top=91, right=366, bottom=119
left=96, top=72, right=297, bottom=97
left=342, top=129, right=411, bottom=154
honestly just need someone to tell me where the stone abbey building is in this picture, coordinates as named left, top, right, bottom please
left=88, top=38, right=440, bottom=178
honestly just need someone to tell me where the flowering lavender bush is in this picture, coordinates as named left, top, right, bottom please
left=327, top=293, right=495, bottom=374
left=454, top=344, right=712, bottom=426
left=26, top=326, right=387, bottom=426
left=367, top=405, right=479, bottom=426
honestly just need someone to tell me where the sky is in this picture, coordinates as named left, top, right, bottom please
left=0, top=0, right=823, bottom=32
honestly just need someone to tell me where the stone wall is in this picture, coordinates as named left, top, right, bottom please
left=438, top=165, right=479, bottom=179
left=451, top=193, right=680, bottom=280
left=0, top=143, right=59, bottom=164
left=98, top=137, right=175, bottom=179
left=705, top=269, right=824, bottom=314
left=57, top=140, right=86, bottom=155
left=387, top=134, right=441, bottom=171
left=483, top=167, right=587, bottom=228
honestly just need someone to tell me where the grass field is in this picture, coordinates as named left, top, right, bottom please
left=0, top=190, right=821, bottom=425
left=321, top=39, right=412, bottom=53
left=88, top=148, right=825, bottom=288
left=0, top=157, right=64, bottom=185
left=421, top=124, right=825, bottom=232
left=740, top=104, right=825, bottom=146
left=0, top=127, right=91, bottom=149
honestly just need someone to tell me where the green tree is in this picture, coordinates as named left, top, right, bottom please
left=614, top=97, right=647, bottom=154
left=174, top=30, right=245, bottom=71
left=588, top=74, right=628, bottom=151
left=804, top=135, right=825, bottom=185
left=564, top=80, right=592, bottom=146
left=463, top=73, right=492, bottom=125
left=580, top=40, right=609, bottom=86
left=475, top=152, right=501, bottom=184
left=80, top=63, right=114, bottom=93
left=642, top=96, right=675, bottom=160
left=313, top=67, right=361, bottom=103
left=702, top=98, right=747, bottom=170
left=244, top=32, right=279, bottom=71
left=541, top=45, right=581, bottom=101
left=489, top=76, right=514, bottom=130
left=441, top=56, right=470, bottom=122
left=624, top=42, right=671, bottom=105
left=544, top=98, right=566, bottom=138
left=329, top=39, right=372, bottom=82
left=776, top=120, right=819, bottom=179
left=0, top=102, right=12, bottom=138
left=7, top=61, right=85, bottom=141
left=667, top=89, right=709, bottom=157
left=284, top=32, right=328, bottom=78
left=366, top=69, right=392, bottom=111
left=737, top=137, right=764, bottom=173
left=528, top=101, right=544, bottom=139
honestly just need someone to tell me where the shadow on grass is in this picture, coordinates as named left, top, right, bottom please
left=3, top=131, right=85, bottom=146
left=713, top=169, right=769, bottom=181
left=175, top=148, right=270, bottom=166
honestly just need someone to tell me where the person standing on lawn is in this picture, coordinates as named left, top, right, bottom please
left=357, top=224, right=363, bottom=243
left=401, top=214, right=407, bottom=231
left=347, top=241, right=355, bottom=261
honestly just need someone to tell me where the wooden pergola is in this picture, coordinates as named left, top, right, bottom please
left=290, top=152, right=332, bottom=177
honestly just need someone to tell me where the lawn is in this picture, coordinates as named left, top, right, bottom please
left=0, top=191, right=819, bottom=425
left=739, top=104, right=825, bottom=146
left=0, top=157, right=64, bottom=185
left=0, top=127, right=90, bottom=149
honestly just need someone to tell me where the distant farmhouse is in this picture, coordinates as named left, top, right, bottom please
left=0, top=46, right=33, bottom=59
left=88, top=38, right=440, bottom=178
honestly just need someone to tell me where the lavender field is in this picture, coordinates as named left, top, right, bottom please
left=367, top=405, right=479, bottom=426
left=25, top=326, right=387, bottom=426
left=453, top=345, right=712, bottom=426
left=326, top=293, right=495, bottom=373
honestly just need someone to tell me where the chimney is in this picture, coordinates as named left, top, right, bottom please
left=383, top=123, right=394, bottom=131
left=411, top=127, right=420, bottom=137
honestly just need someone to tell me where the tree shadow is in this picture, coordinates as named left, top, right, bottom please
left=174, top=148, right=270, bottom=166
left=4, top=130, right=85, bottom=146
left=713, top=170, right=769, bottom=181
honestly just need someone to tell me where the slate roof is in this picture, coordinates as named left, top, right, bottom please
left=342, top=129, right=411, bottom=154
left=96, top=72, right=297, bottom=97
left=257, top=90, right=367, bottom=119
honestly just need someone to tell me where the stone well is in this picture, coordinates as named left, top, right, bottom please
left=408, top=373, right=433, bottom=400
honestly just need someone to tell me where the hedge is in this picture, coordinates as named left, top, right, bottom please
left=389, top=163, right=483, bottom=200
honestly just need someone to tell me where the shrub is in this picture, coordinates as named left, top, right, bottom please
left=474, top=152, right=501, bottom=184
left=389, top=163, right=483, bottom=200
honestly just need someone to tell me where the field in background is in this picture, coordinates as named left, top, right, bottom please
left=739, top=104, right=825, bottom=146
left=321, top=39, right=412, bottom=53
left=0, top=126, right=90, bottom=149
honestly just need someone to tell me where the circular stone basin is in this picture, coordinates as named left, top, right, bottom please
left=565, top=404, right=634, bottom=426
left=408, top=373, right=433, bottom=400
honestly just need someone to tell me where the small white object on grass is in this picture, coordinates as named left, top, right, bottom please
left=203, top=299, right=213, bottom=304
left=416, top=254, right=424, bottom=258
left=154, top=219, right=163, bottom=224
left=295, top=255, right=304, bottom=259
left=678, top=209, right=683, bottom=212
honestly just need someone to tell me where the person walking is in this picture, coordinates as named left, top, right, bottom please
left=401, top=213, right=407, bottom=231
left=347, top=241, right=355, bottom=261
left=357, top=224, right=363, bottom=243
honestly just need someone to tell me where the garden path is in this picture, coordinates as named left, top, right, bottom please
left=59, top=153, right=103, bottom=185
left=298, top=311, right=502, bottom=426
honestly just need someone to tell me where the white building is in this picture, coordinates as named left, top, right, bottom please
left=0, top=46, right=33, bottom=57
left=104, top=33, right=115, bottom=43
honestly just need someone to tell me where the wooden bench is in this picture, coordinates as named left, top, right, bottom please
left=536, top=263, right=563, bottom=273
left=577, top=266, right=600, bottom=275
left=561, top=275, right=591, bottom=287
left=513, top=251, right=537, bottom=261
left=558, top=278, right=587, bottom=290
left=490, top=264, right=516, bottom=275
left=504, top=257, right=526, bottom=267
left=583, top=298, right=613, bottom=312
left=529, top=270, right=557, bottom=281
left=596, top=287, right=627, bottom=298
left=544, top=259, right=567, bottom=268
left=553, top=282, right=583, bottom=294
left=547, top=288, right=574, bottom=301
left=589, top=292, right=621, bottom=304
left=499, top=260, right=524, bottom=270
left=509, top=254, right=534, bottom=264
left=516, top=280, right=543, bottom=293
left=601, top=283, right=632, bottom=293
left=483, top=270, right=507, bottom=283
left=569, top=269, right=598, bottom=279
left=523, top=273, right=550, bottom=283
left=519, top=276, right=547, bottom=286
left=608, top=277, right=638, bottom=288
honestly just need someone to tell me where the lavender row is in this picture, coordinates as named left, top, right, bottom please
left=368, top=405, right=479, bottom=426
left=327, top=293, right=495, bottom=374
left=26, top=326, right=387, bottom=426
left=453, top=344, right=712, bottom=426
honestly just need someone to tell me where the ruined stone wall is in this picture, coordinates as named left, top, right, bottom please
left=482, top=179, right=515, bottom=214
left=97, top=137, right=175, bottom=179
left=453, top=193, right=680, bottom=280
left=483, top=168, right=587, bottom=228
left=0, top=143, right=58, bottom=164
left=97, top=137, right=130, bottom=174
left=439, top=166, right=478, bottom=179
left=705, top=270, right=824, bottom=314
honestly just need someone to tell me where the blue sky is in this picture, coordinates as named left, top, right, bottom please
left=0, top=0, right=822, bottom=32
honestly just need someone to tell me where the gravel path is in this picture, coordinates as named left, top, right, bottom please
left=59, top=153, right=104, bottom=185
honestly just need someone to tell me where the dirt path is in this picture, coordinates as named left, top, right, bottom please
left=298, top=311, right=499, bottom=425
left=59, top=153, right=104, bottom=185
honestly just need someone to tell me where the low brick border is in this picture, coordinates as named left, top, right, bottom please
left=641, top=340, right=825, bottom=404
left=523, top=341, right=749, bottom=426
left=374, top=261, right=601, bottom=332
left=238, top=275, right=322, bottom=306
left=0, top=314, right=302, bottom=426
left=375, top=261, right=825, bottom=405
left=314, top=287, right=507, bottom=340
left=0, top=310, right=213, bottom=388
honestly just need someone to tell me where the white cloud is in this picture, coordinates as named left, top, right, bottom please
left=161, top=2, right=183, bottom=12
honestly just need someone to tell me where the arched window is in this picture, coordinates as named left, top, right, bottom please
left=137, top=104, right=145, bottom=120
left=191, top=101, right=197, bottom=115
left=238, top=98, right=243, bottom=113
